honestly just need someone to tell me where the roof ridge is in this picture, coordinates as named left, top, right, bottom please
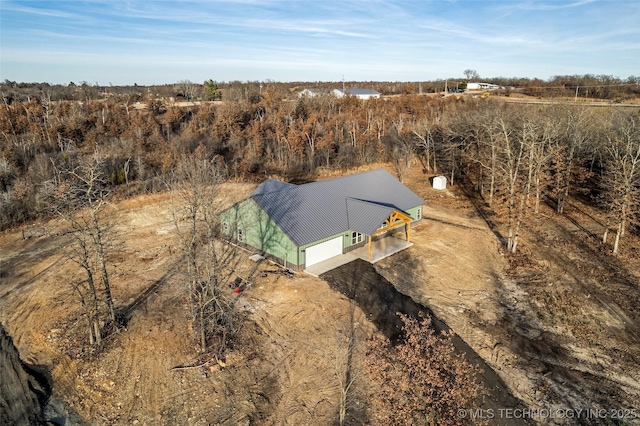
left=300, top=168, right=387, bottom=187
left=251, top=187, right=294, bottom=198
left=346, top=197, right=389, bottom=206
left=251, top=178, right=297, bottom=196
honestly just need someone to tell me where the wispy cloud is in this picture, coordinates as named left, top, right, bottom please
left=0, top=3, right=78, bottom=19
left=514, top=0, right=597, bottom=11
left=1, top=0, right=638, bottom=84
left=418, top=20, right=540, bottom=47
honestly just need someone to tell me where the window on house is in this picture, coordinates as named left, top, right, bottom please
left=237, top=228, right=244, bottom=242
left=416, top=208, right=422, bottom=220
left=351, top=231, right=363, bottom=245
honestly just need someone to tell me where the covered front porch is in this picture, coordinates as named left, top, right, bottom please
left=305, top=235, right=413, bottom=277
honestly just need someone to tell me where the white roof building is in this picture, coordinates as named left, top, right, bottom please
left=332, top=88, right=381, bottom=100
left=466, top=82, right=504, bottom=91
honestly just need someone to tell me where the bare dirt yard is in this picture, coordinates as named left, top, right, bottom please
left=1, top=165, right=639, bottom=425
left=1, top=184, right=380, bottom=425
left=373, top=167, right=640, bottom=425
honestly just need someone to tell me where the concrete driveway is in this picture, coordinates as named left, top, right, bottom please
left=305, top=236, right=412, bottom=277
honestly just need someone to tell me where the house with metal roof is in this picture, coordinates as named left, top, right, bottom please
left=220, top=169, right=424, bottom=271
left=331, top=88, right=381, bottom=100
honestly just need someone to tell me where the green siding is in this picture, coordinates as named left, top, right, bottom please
left=345, top=230, right=365, bottom=247
left=220, top=199, right=300, bottom=266
left=404, top=205, right=424, bottom=221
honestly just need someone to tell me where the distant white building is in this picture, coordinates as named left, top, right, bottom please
left=466, top=82, right=503, bottom=91
left=332, top=88, right=381, bottom=100
left=298, top=88, right=329, bottom=98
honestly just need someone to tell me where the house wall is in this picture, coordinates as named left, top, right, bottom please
left=331, top=89, right=380, bottom=99
left=299, top=89, right=320, bottom=98
left=344, top=232, right=368, bottom=253
left=220, top=199, right=300, bottom=267
left=356, top=94, right=380, bottom=100
left=322, top=206, right=424, bottom=255
left=404, top=205, right=424, bottom=221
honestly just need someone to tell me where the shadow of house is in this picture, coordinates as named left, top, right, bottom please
left=321, top=260, right=532, bottom=424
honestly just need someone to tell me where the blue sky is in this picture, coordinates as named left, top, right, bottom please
left=1, top=0, right=638, bottom=85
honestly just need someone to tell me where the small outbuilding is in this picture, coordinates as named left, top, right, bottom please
left=220, top=169, right=424, bottom=271
left=432, top=175, right=447, bottom=190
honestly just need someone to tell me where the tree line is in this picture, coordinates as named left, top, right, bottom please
left=1, top=90, right=638, bottom=252
left=3, top=73, right=639, bottom=104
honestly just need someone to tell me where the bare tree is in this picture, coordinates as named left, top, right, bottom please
left=463, top=69, right=480, bottom=81
left=411, top=118, right=438, bottom=174
left=479, top=117, right=500, bottom=206
left=390, top=135, right=414, bottom=183
left=549, top=106, right=593, bottom=214
left=334, top=303, right=362, bottom=426
left=49, top=150, right=117, bottom=343
left=600, top=112, right=640, bottom=254
left=176, top=79, right=198, bottom=101
left=488, top=110, right=549, bottom=254
left=66, top=223, right=103, bottom=345
left=68, top=153, right=116, bottom=323
left=169, top=148, right=242, bottom=356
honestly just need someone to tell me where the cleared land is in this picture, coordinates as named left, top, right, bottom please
left=1, top=165, right=639, bottom=425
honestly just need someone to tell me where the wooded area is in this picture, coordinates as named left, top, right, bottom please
left=1, top=83, right=638, bottom=255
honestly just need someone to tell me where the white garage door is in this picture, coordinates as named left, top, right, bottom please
left=305, top=236, right=343, bottom=267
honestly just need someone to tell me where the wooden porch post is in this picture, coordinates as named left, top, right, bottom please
left=368, top=235, right=372, bottom=260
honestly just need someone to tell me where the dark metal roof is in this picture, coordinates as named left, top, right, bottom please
left=251, top=169, right=424, bottom=246
left=346, top=198, right=396, bottom=236
left=251, top=179, right=296, bottom=196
